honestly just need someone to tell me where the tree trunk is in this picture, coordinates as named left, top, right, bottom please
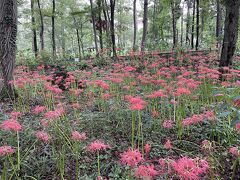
left=73, top=16, right=82, bottom=60
left=195, top=0, right=200, bottom=50
left=181, top=4, right=184, bottom=46
left=191, top=0, right=196, bottom=49
left=37, top=0, right=44, bottom=51
left=61, top=16, right=65, bottom=57
left=110, top=0, right=117, bottom=58
left=220, top=0, right=240, bottom=67
left=133, top=0, right=137, bottom=50
left=103, top=0, right=111, bottom=49
left=216, top=0, right=222, bottom=48
left=97, top=0, right=103, bottom=50
left=0, top=0, right=17, bottom=96
left=90, top=0, right=99, bottom=55
left=141, top=0, right=148, bottom=51
left=31, top=0, right=38, bottom=58
left=52, top=0, right=56, bottom=59
left=186, top=0, right=191, bottom=45
left=171, top=1, right=177, bottom=49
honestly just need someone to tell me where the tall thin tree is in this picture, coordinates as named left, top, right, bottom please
left=97, top=0, right=103, bottom=50
left=186, top=0, right=191, bottom=45
left=90, top=0, right=99, bottom=55
left=110, top=0, right=117, bottom=58
left=0, top=0, right=17, bottom=96
left=133, top=0, right=137, bottom=50
left=52, top=0, right=56, bottom=59
left=191, top=0, right=196, bottom=49
left=31, top=0, right=38, bottom=58
left=37, top=0, right=44, bottom=51
left=195, top=0, right=200, bottom=50
left=216, top=0, right=222, bottom=48
left=141, top=0, right=148, bottom=51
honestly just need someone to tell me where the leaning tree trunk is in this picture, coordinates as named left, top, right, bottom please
left=0, top=0, right=17, bottom=97
left=133, top=0, right=137, bottom=50
left=31, top=0, right=38, bottom=58
left=52, top=0, right=56, bottom=59
left=141, top=0, right=148, bottom=51
left=220, top=0, right=240, bottom=67
left=37, top=0, right=44, bottom=51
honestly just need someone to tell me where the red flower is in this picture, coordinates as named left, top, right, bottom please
left=171, top=157, right=209, bottom=180
left=144, top=143, right=151, bottom=155
left=120, top=148, right=143, bottom=167
left=33, top=106, right=46, bottom=115
left=71, top=131, right=87, bottom=141
left=10, top=111, right=22, bottom=119
left=229, top=147, right=240, bottom=156
left=134, top=164, right=158, bottom=179
left=1, top=119, right=22, bottom=132
left=36, top=131, right=50, bottom=143
left=0, top=146, right=14, bottom=156
left=87, top=140, right=110, bottom=153
left=164, top=139, right=173, bottom=150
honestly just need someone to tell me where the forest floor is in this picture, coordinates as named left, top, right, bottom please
left=0, top=52, right=240, bottom=179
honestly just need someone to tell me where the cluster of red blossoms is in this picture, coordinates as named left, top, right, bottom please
left=119, top=147, right=209, bottom=179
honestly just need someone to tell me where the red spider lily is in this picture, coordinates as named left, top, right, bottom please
left=95, top=80, right=109, bottom=90
left=163, top=120, right=174, bottom=129
left=144, top=143, right=151, bottom=155
left=229, top=147, right=240, bottom=156
left=44, top=109, right=64, bottom=121
left=71, top=131, right=87, bottom=141
left=36, top=131, right=50, bottom=143
left=0, top=146, right=14, bottom=156
left=32, top=106, right=46, bottom=115
left=120, top=148, right=143, bottom=167
left=164, top=139, right=173, bottom=150
left=134, top=164, right=159, bottom=179
left=1, top=119, right=22, bottom=132
left=87, top=140, right=110, bottom=153
left=10, top=111, right=22, bottom=119
left=128, top=96, right=147, bottom=111
left=171, top=157, right=209, bottom=180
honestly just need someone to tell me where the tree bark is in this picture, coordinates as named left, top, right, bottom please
left=181, top=5, right=184, bottom=46
left=0, top=0, right=17, bottom=96
left=186, top=0, right=191, bottom=45
left=141, top=0, right=148, bottom=51
left=133, top=0, right=137, bottom=50
left=31, top=0, right=38, bottom=58
left=73, top=16, right=82, bottom=60
left=110, top=0, right=117, bottom=58
left=216, top=0, right=222, bottom=48
left=37, top=0, right=44, bottom=51
left=191, top=0, right=196, bottom=49
left=90, top=0, right=99, bottom=55
left=171, top=1, right=177, bottom=49
left=97, top=0, right=103, bottom=50
left=52, top=0, right=56, bottom=59
left=220, top=0, right=240, bottom=67
left=195, top=0, right=200, bottom=50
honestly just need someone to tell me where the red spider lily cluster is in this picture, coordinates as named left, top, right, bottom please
left=0, top=52, right=239, bottom=178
